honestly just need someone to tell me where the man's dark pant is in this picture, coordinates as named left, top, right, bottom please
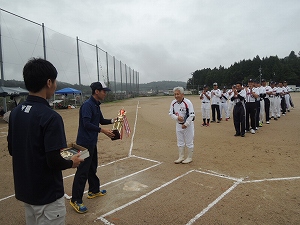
left=246, top=102, right=256, bottom=130
left=255, top=100, right=260, bottom=127
left=211, top=104, right=221, bottom=121
left=71, top=145, right=100, bottom=203
left=264, top=98, right=270, bottom=122
left=233, top=103, right=245, bottom=135
left=281, top=97, right=286, bottom=114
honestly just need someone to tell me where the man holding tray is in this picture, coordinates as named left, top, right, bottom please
left=70, top=81, right=115, bottom=213
left=8, top=58, right=83, bottom=225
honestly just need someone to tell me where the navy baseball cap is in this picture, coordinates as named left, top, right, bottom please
left=90, top=81, right=111, bottom=91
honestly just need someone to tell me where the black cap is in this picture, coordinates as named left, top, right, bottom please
left=270, top=81, right=275, bottom=84
left=203, top=84, right=208, bottom=88
left=248, top=79, right=254, bottom=83
left=223, top=86, right=226, bottom=89
left=90, top=82, right=111, bottom=91
left=261, top=79, right=266, bottom=82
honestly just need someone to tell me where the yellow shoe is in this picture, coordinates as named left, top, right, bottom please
left=70, top=200, right=88, bottom=213
left=87, top=190, right=107, bottom=199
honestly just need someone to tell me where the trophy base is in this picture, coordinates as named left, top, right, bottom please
left=111, top=129, right=121, bottom=140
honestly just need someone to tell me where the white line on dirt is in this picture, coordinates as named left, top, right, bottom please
left=186, top=178, right=244, bottom=225
left=131, top=154, right=161, bottom=163
left=242, top=176, right=300, bottom=183
left=95, top=170, right=195, bottom=224
left=128, top=101, right=139, bottom=157
left=194, top=169, right=242, bottom=181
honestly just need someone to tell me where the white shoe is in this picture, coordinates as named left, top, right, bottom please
left=174, top=158, right=184, bottom=164
left=182, top=158, right=192, bottom=164
left=250, top=129, right=256, bottom=134
left=266, top=121, right=270, bottom=124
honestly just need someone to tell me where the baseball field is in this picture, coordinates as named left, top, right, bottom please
left=0, top=92, right=299, bottom=225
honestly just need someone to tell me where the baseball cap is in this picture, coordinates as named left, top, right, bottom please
left=213, top=82, right=217, bottom=86
left=248, top=79, right=254, bottom=83
left=90, top=81, right=111, bottom=91
left=261, top=79, right=266, bottom=82
left=203, top=84, right=208, bottom=88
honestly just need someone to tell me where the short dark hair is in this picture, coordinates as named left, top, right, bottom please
left=23, top=58, right=57, bottom=93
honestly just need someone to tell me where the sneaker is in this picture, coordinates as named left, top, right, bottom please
left=274, top=118, right=278, bottom=120
left=234, top=133, right=240, bottom=136
left=201, top=123, right=207, bottom=126
left=282, top=113, right=286, bottom=116
left=206, top=122, right=210, bottom=127
left=250, top=129, right=255, bottom=134
left=211, top=120, right=215, bottom=123
left=259, top=122, right=263, bottom=127
left=87, top=190, right=107, bottom=199
left=266, top=121, right=270, bottom=124
left=225, top=118, right=229, bottom=121
left=70, top=201, right=88, bottom=213
left=241, top=134, right=245, bottom=137
left=217, top=120, right=221, bottom=123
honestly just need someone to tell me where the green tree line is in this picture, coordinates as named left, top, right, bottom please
left=187, top=51, right=300, bottom=89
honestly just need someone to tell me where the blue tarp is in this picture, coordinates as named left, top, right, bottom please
left=55, top=88, right=81, bottom=95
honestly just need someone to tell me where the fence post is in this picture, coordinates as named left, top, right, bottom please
left=42, top=23, right=47, bottom=60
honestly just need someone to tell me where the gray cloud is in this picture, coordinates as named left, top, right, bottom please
left=1, top=0, right=300, bottom=84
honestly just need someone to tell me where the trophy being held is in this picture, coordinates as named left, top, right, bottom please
left=111, top=108, right=130, bottom=140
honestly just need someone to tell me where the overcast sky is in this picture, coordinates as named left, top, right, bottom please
left=1, top=0, right=300, bottom=84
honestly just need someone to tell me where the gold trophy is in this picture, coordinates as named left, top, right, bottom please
left=111, top=108, right=126, bottom=140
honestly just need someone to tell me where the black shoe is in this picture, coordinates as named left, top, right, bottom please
left=217, top=120, right=220, bottom=123
left=211, top=120, right=215, bottom=123
left=241, top=134, right=245, bottom=137
left=234, top=133, right=240, bottom=136
left=274, top=118, right=278, bottom=120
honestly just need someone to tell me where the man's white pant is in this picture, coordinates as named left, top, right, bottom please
left=176, top=123, right=194, bottom=148
left=285, top=94, right=291, bottom=110
left=270, top=97, right=276, bottom=117
left=25, top=196, right=66, bottom=225
left=201, top=103, right=210, bottom=119
left=275, top=96, right=281, bottom=117
left=220, top=102, right=229, bottom=119
left=259, top=99, right=265, bottom=122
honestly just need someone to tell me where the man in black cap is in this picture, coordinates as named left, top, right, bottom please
left=261, top=79, right=272, bottom=124
left=70, top=81, right=115, bottom=213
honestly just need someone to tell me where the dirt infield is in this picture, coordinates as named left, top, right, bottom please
left=0, top=93, right=299, bottom=224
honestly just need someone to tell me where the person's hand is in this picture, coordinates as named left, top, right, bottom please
left=182, top=124, right=187, bottom=129
left=70, top=153, right=84, bottom=168
left=178, top=116, right=184, bottom=122
left=101, top=128, right=115, bottom=139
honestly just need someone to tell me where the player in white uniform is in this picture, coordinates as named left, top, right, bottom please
left=283, top=81, right=291, bottom=112
left=269, top=81, right=278, bottom=120
left=169, top=87, right=195, bottom=164
left=210, top=82, right=222, bottom=123
left=277, top=82, right=286, bottom=116
left=258, top=82, right=266, bottom=127
left=199, top=85, right=211, bottom=126
left=261, top=79, right=272, bottom=124
left=220, top=86, right=230, bottom=121
left=227, top=85, right=236, bottom=117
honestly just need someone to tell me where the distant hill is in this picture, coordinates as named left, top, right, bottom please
left=3, top=80, right=187, bottom=93
left=139, top=81, right=187, bottom=92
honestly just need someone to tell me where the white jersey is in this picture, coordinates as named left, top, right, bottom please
left=263, top=85, right=272, bottom=98
left=169, top=98, right=195, bottom=127
left=220, top=91, right=229, bottom=103
left=246, top=88, right=258, bottom=103
left=211, top=89, right=221, bottom=105
left=200, top=91, right=211, bottom=103
left=232, top=89, right=246, bottom=106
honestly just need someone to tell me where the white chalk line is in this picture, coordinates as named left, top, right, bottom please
left=195, top=169, right=242, bottom=182
left=96, top=170, right=195, bottom=224
left=128, top=101, right=139, bottom=157
left=186, top=178, right=244, bottom=225
left=242, top=176, right=300, bottom=183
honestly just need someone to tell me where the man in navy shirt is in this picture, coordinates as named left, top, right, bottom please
left=70, top=81, right=115, bottom=213
left=8, top=58, right=83, bottom=225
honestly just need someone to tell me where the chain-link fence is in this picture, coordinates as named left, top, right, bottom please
left=0, top=8, right=139, bottom=102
